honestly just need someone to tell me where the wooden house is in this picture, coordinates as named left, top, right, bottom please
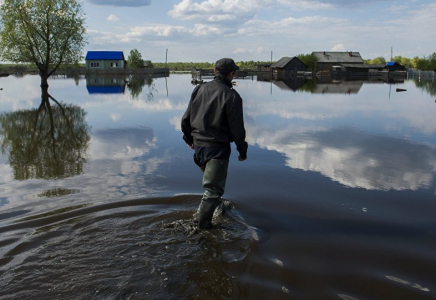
left=85, top=51, right=127, bottom=70
left=270, top=57, right=307, bottom=77
left=257, top=63, right=272, bottom=72
left=312, top=52, right=364, bottom=70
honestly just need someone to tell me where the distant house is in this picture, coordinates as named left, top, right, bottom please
left=257, top=63, right=272, bottom=73
left=385, top=61, right=406, bottom=72
left=312, top=52, right=364, bottom=70
left=85, top=51, right=126, bottom=70
left=271, top=57, right=306, bottom=77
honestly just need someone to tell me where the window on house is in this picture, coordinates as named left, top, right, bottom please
left=90, top=62, right=100, bottom=68
left=111, top=62, right=118, bottom=68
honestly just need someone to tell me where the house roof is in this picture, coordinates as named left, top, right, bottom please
left=270, top=56, right=305, bottom=68
left=386, top=62, right=402, bottom=66
left=341, top=63, right=386, bottom=69
left=85, top=51, right=125, bottom=60
left=312, top=52, right=364, bottom=64
left=271, top=57, right=292, bottom=68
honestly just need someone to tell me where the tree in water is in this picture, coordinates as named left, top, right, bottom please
left=0, top=0, right=87, bottom=87
left=0, top=87, right=90, bottom=180
left=127, top=49, right=145, bottom=69
left=297, top=54, right=318, bottom=70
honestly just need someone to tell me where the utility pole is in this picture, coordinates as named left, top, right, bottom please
left=165, top=48, right=168, bottom=68
left=391, top=47, right=393, bottom=61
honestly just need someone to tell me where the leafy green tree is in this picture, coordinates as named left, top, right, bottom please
left=391, top=56, right=403, bottom=63
left=428, top=52, right=436, bottom=71
left=297, top=54, right=318, bottom=70
left=370, top=57, right=386, bottom=65
left=412, top=56, right=425, bottom=69
left=400, top=57, right=413, bottom=69
left=0, top=0, right=87, bottom=87
left=127, top=49, right=145, bottom=69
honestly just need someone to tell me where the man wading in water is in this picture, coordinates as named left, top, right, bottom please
left=181, top=58, right=248, bottom=229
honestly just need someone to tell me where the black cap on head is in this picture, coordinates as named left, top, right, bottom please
left=215, top=58, right=239, bottom=75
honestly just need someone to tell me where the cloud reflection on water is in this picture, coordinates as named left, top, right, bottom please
left=249, top=124, right=436, bottom=191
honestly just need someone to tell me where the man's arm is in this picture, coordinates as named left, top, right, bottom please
left=181, top=85, right=201, bottom=147
left=181, top=105, right=194, bottom=147
left=226, top=91, right=248, bottom=160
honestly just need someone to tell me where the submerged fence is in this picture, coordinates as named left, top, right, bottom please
left=407, top=71, right=436, bottom=80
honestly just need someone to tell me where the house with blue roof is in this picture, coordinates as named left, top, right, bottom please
left=385, top=61, right=406, bottom=72
left=85, top=51, right=127, bottom=70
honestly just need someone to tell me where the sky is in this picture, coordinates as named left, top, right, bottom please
left=1, top=0, right=434, bottom=63
left=81, top=0, right=436, bottom=63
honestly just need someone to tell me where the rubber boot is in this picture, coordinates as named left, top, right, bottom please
left=198, top=159, right=229, bottom=229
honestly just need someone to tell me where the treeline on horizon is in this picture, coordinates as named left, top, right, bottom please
left=153, top=52, right=436, bottom=71
left=1, top=52, right=435, bottom=72
left=363, top=52, right=436, bottom=70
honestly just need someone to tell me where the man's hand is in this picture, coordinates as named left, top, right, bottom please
left=238, top=155, right=247, bottom=161
left=188, top=143, right=194, bottom=150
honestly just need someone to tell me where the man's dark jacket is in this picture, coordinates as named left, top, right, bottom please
left=181, top=74, right=248, bottom=158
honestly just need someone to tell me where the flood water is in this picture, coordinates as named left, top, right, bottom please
left=1, top=73, right=436, bottom=300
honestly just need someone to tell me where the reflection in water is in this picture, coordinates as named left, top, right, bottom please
left=256, top=74, right=425, bottom=94
left=126, top=74, right=157, bottom=100
left=385, top=275, right=430, bottom=292
left=257, top=74, right=365, bottom=94
left=86, top=75, right=126, bottom=94
left=258, top=74, right=308, bottom=92
left=85, top=74, right=158, bottom=100
left=413, top=79, right=436, bottom=96
left=1, top=75, right=436, bottom=300
left=0, top=87, right=90, bottom=180
left=310, top=81, right=363, bottom=94
left=37, top=188, right=80, bottom=198
left=91, top=127, right=156, bottom=160
left=250, top=126, right=436, bottom=191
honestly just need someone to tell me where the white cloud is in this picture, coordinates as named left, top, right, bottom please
left=191, top=23, right=222, bottom=36
left=168, top=0, right=260, bottom=23
left=106, top=14, right=120, bottom=22
left=233, top=47, right=265, bottom=54
left=168, top=0, right=332, bottom=24
left=87, top=0, right=152, bottom=7
left=331, top=44, right=346, bottom=51
left=88, top=25, right=189, bottom=45
left=233, top=15, right=349, bottom=39
left=387, top=5, right=408, bottom=12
